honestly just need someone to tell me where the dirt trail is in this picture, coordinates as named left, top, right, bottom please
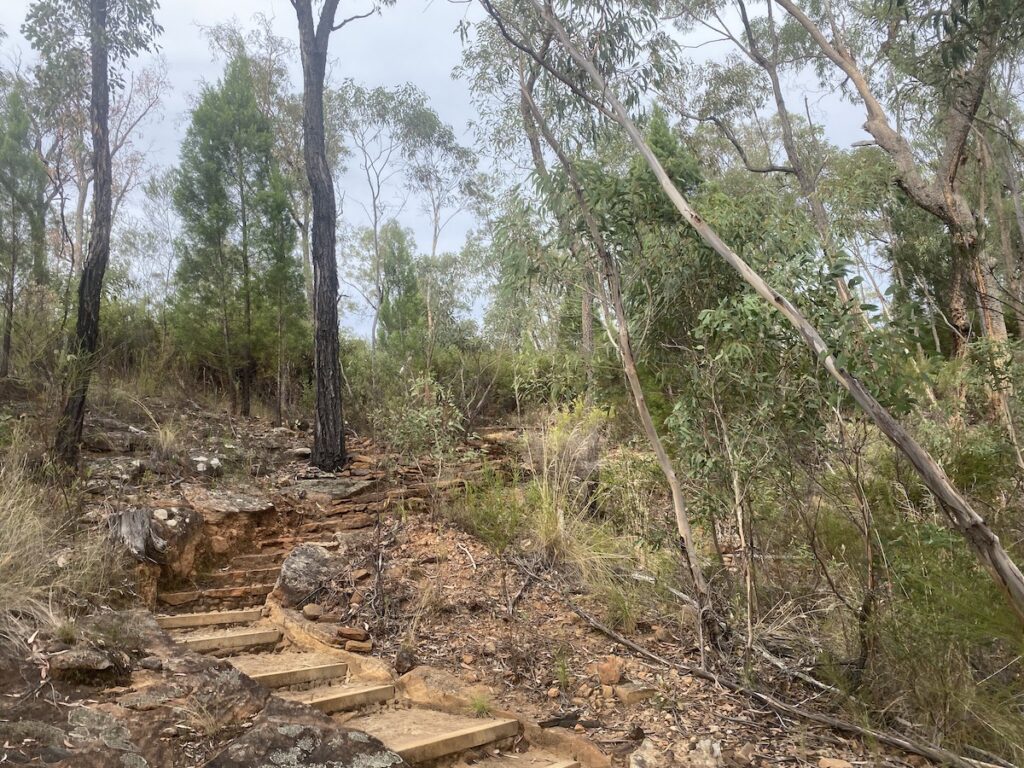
left=19, top=402, right=919, bottom=767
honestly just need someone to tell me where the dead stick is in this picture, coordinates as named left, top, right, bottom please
left=566, top=601, right=980, bottom=768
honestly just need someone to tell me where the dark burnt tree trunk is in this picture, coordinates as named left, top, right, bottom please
left=54, top=0, right=112, bottom=467
left=1, top=198, right=19, bottom=378
left=291, top=0, right=347, bottom=470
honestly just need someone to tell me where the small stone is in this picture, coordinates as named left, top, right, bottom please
left=615, top=683, right=657, bottom=705
left=653, top=625, right=672, bottom=643
left=547, top=687, right=560, bottom=698
left=395, top=645, right=418, bottom=674
left=350, top=590, right=364, bottom=606
left=482, top=640, right=497, bottom=656
left=138, top=656, right=163, bottom=671
left=166, top=518, right=178, bottom=528
left=461, top=654, right=475, bottom=665
left=574, top=723, right=586, bottom=733
left=210, top=535, right=230, bottom=555
left=152, top=508, right=169, bottom=521
left=160, top=726, right=179, bottom=738
left=818, top=760, right=853, bottom=768
left=319, top=612, right=344, bottom=623
left=350, top=568, right=371, bottom=581
left=601, top=684, right=615, bottom=698
left=576, top=683, right=592, bottom=698
left=336, top=626, right=369, bottom=641
left=345, top=639, right=372, bottom=653
left=735, top=742, right=757, bottom=764
left=596, top=655, right=625, bottom=685
left=302, top=603, right=323, bottom=620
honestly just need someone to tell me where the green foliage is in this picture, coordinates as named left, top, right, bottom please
left=171, top=52, right=307, bottom=410
left=369, top=375, right=464, bottom=461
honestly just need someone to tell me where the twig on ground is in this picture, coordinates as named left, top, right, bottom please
left=564, top=599, right=981, bottom=768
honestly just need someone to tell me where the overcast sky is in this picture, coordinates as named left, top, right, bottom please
left=0, top=1, right=867, bottom=334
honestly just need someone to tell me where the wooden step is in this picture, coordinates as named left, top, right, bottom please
left=158, top=582, right=275, bottom=608
left=231, top=652, right=349, bottom=689
left=468, top=754, right=579, bottom=768
left=346, top=708, right=519, bottom=764
left=181, top=628, right=282, bottom=654
left=156, top=609, right=262, bottom=630
left=276, top=683, right=394, bottom=713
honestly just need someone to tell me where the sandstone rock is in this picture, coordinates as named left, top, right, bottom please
left=818, top=759, right=853, bottom=768
left=630, top=738, right=672, bottom=768
left=345, top=639, right=373, bottom=653
left=596, top=655, right=625, bottom=685
left=150, top=507, right=203, bottom=580
left=337, top=626, right=369, bottom=641
left=48, top=648, right=130, bottom=684
left=284, top=446, right=312, bottom=460
left=138, top=656, right=163, bottom=671
left=302, top=603, right=323, bottom=620
left=546, top=687, right=560, bottom=698
left=683, top=739, right=723, bottom=768
left=734, top=742, right=757, bottom=765
left=273, top=544, right=341, bottom=608
left=481, top=640, right=497, bottom=656
left=398, top=665, right=492, bottom=711
left=207, top=698, right=404, bottom=768
left=615, top=683, right=657, bottom=705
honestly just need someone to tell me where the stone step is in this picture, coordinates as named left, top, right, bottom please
left=276, top=683, right=395, bottom=713
left=231, top=651, right=349, bottom=689
left=180, top=628, right=283, bottom=654
left=157, top=583, right=275, bottom=609
left=344, top=708, right=519, bottom=764
left=201, top=566, right=281, bottom=587
left=156, top=609, right=262, bottom=630
left=231, top=550, right=287, bottom=568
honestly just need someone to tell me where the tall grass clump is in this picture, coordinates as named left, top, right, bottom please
left=0, top=431, right=120, bottom=655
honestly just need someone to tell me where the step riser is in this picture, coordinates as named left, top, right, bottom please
left=203, top=567, right=281, bottom=587
left=158, top=583, right=275, bottom=609
left=397, top=720, right=520, bottom=764
left=281, top=684, right=395, bottom=714
left=183, top=630, right=282, bottom=654
left=249, top=663, right=348, bottom=689
left=156, top=609, right=262, bottom=629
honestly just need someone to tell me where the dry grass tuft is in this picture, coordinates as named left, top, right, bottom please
left=0, top=429, right=121, bottom=656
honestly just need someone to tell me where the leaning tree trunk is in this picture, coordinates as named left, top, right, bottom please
left=537, top=4, right=1024, bottom=622
left=293, top=0, right=346, bottom=470
left=54, top=0, right=112, bottom=467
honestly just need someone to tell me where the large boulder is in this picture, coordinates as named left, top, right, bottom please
left=273, top=544, right=344, bottom=608
left=207, top=697, right=405, bottom=768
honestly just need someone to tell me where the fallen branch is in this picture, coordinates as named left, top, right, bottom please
left=566, top=600, right=982, bottom=768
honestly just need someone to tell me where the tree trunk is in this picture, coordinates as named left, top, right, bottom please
left=949, top=240, right=973, bottom=359
left=55, top=0, right=112, bottom=468
left=538, top=5, right=1024, bottom=621
left=238, top=170, right=253, bottom=418
left=582, top=266, right=594, bottom=396
left=519, top=82, right=712, bottom=609
left=1, top=199, right=18, bottom=378
left=293, top=0, right=346, bottom=470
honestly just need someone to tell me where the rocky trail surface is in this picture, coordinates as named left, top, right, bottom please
left=1, top=403, right=920, bottom=767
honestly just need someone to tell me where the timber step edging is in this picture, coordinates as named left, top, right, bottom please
left=156, top=608, right=263, bottom=629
